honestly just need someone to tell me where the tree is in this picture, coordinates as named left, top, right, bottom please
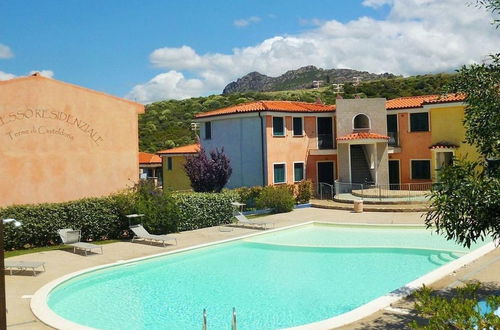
left=184, top=146, right=232, bottom=192
left=425, top=2, right=500, bottom=247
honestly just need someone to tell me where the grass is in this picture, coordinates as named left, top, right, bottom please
left=5, top=240, right=122, bottom=258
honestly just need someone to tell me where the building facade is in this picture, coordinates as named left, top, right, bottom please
left=0, top=73, right=144, bottom=206
left=194, top=94, right=474, bottom=190
left=139, top=152, right=162, bottom=186
left=157, top=143, right=199, bottom=191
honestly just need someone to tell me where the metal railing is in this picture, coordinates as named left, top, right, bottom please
left=317, top=182, right=335, bottom=200
left=317, top=133, right=334, bottom=150
left=388, top=132, right=398, bottom=147
left=231, top=307, right=237, bottom=330
left=202, top=309, right=207, bottom=330
left=334, top=181, right=434, bottom=202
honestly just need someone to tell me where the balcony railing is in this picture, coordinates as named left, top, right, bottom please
left=388, top=131, right=398, bottom=147
left=318, top=133, right=334, bottom=149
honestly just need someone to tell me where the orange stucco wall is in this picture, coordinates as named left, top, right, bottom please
left=388, top=112, right=432, bottom=183
left=265, top=115, right=336, bottom=186
left=0, top=75, right=144, bottom=207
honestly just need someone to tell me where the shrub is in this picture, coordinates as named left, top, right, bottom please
left=184, top=146, right=232, bottom=192
left=409, top=282, right=500, bottom=329
left=296, top=180, right=313, bottom=204
left=234, top=186, right=263, bottom=210
left=255, top=186, right=295, bottom=213
left=133, top=180, right=178, bottom=234
left=174, top=191, right=238, bottom=231
left=0, top=194, right=131, bottom=250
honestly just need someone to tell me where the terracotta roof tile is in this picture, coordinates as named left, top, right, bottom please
left=337, top=132, right=390, bottom=141
left=157, top=143, right=199, bottom=155
left=386, top=94, right=465, bottom=110
left=195, top=101, right=335, bottom=118
left=429, top=142, right=459, bottom=149
left=139, top=152, right=162, bottom=164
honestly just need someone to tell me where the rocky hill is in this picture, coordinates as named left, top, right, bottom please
left=222, top=65, right=398, bottom=94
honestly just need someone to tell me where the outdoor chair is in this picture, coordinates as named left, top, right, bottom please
left=234, top=212, right=275, bottom=230
left=129, top=224, right=177, bottom=247
left=58, top=229, right=103, bottom=256
left=5, top=260, right=45, bottom=276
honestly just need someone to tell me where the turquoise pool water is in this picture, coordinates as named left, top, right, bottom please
left=47, top=223, right=487, bottom=329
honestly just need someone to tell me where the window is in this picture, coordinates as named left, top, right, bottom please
left=273, top=163, right=286, bottom=184
left=205, top=121, right=212, bottom=140
left=410, top=113, right=429, bottom=132
left=167, top=157, right=173, bottom=171
left=353, top=114, right=370, bottom=130
left=293, top=117, right=303, bottom=136
left=411, top=160, right=431, bottom=180
left=273, top=117, right=285, bottom=136
left=294, top=162, right=304, bottom=182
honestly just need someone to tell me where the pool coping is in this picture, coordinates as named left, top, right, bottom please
left=30, top=222, right=497, bottom=330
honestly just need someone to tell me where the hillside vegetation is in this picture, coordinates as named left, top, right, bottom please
left=139, top=73, right=454, bottom=153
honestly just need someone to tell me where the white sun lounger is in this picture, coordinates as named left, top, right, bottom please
left=234, top=212, right=274, bottom=229
left=58, top=229, right=103, bottom=256
left=129, top=224, right=177, bottom=247
left=5, top=260, right=45, bottom=276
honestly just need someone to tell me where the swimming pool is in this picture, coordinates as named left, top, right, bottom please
left=33, top=223, right=493, bottom=330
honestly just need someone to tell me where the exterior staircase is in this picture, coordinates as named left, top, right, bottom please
left=350, top=145, right=373, bottom=184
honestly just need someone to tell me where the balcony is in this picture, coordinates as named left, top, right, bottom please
left=388, top=132, right=398, bottom=147
left=318, top=133, right=334, bottom=150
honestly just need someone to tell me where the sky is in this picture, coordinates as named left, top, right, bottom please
left=1, top=0, right=499, bottom=104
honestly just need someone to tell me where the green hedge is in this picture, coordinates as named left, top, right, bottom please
left=256, top=186, right=295, bottom=213
left=0, top=195, right=129, bottom=250
left=174, top=191, right=238, bottom=231
left=234, top=181, right=313, bottom=210
left=1, top=187, right=239, bottom=250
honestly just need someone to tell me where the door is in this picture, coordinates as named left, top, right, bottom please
left=388, top=160, right=400, bottom=189
left=317, top=161, right=335, bottom=198
left=317, top=117, right=333, bottom=149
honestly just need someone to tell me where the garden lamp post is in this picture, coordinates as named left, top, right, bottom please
left=1, top=218, right=22, bottom=329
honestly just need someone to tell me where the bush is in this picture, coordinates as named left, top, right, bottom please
left=234, top=186, right=263, bottom=210
left=174, top=191, right=238, bottom=231
left=184, top=146, right=232, bottom=192
left=296, top=180, right=313, bottom=204
left=255, top=186, right=295, bottom=213
left=0, top=194, right=132, bottom=250
left=409, top=282, right=500, bottom=329
left=133, top=180, right=178, bottom=234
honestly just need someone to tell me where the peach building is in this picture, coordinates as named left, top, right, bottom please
left=194, top=94, right=472, bottom=191
left=0, top=73, right=144, bottom=207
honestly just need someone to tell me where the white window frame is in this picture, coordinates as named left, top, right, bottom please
left=292, top=117, right=304, bottom=137
left=272, top=116, right=285, bottom=137
left=293, top=161, right=305, bottom=182
left=410, top=159, right=432, bottom=180
left=273, top=162, right=287, bottom=184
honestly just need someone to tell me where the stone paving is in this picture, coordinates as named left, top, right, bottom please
left=5, top=207, right=498, bottom=329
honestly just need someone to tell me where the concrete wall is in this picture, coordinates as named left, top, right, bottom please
left=335, top=98, right=387, bottom=136
left=0, top=75, right=143, bottom=207
left=337, top=143, right=350, bottom=182
left=200, top=116, right=264, bottom=188
left=162, top=155, right=192, bottom=191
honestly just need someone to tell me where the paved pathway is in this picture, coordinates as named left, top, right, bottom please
left=5, top=208, right=497, bottom=329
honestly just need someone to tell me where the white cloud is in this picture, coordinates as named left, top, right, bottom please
left=0, top=44, right=13, bottom=59
left=29, top=70, right=54, bottom=78
left=0, top=70, right=55, bottom=81
left=128, top=0, right=500, bottom=103
left=0, top=71, right=16, bottom=81
left=234, top=16, right=261, bottom=27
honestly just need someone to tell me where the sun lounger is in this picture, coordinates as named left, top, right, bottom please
left=58, top=229, right=103, bottom=256
left=5, top=260, right=45, bottom=276
left=234, top=212, right=274, bottom=229
left=129, top=224, right=177, bottom=247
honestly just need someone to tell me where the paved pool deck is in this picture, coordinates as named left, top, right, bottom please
left=5, top=208, right=499, bottom=329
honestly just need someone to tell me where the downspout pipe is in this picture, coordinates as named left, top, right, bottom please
left=258, top=112, right=266, bottom=186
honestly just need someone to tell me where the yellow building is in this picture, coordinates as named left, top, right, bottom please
left=428, top=99, right=480, bottom=181
left=157, top=144, right=199, bottom=191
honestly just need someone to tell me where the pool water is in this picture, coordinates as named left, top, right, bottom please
left=47, top=223, right=487, bottom=329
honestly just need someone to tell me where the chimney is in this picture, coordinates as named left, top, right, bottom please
left=315, top=97, right=323, bottom=105
left=336, top=94, right=343, bottom=100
